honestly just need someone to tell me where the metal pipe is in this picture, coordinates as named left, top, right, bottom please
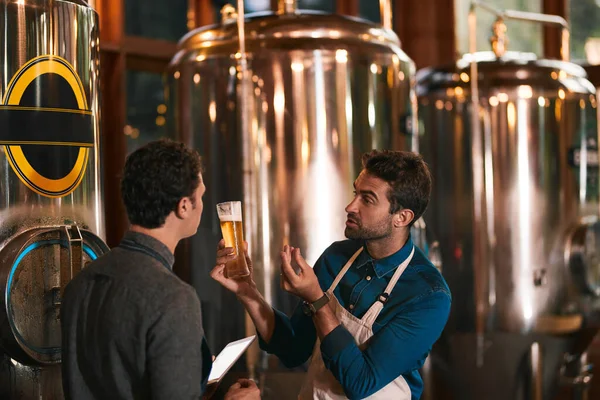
left=276, top=0, right=393, bottom=32
left=502, top=9, right=568, bottom=28
left=379, top=0, right=392, bottom=30
left=235, top=0, right=250, bottom=244
left=470, top=1, right=570, bottom=60
left=236, top=0, right=258, bottom=380
left=502, top=10, right=570, bottom=60
left=467, top=2, right=485, bottom=368
left=530, top=342, right=543, bottom=400
left=277, top=0, right=297, bottom=14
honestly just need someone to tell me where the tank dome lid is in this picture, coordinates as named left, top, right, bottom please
left=417, top=51, right=595, bottom=95
left=176, top=11, right=402, bottom=54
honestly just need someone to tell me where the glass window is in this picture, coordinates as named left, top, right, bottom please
left=214, top=0, right=334, bottom=22
left=244, top=0, right=271, bottom=12
left=455, top=0, right=542, bottom=56
left=125, top=70, right=171, bottom=154
left=359, top=0, right=381, bottom=24
left=570, top=0, right=600, bottom=64
left=215, top=0, right=270, bottom=14
left=215, top=0, right=336, bottom=14
left=125, top=0, right=188, bottom=42
left=297, top=0, right=335, bottom=13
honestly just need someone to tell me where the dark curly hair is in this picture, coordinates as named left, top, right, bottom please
left=362, top=150, right=432, bottom=226
left=121, top=139, right=203, bottom=229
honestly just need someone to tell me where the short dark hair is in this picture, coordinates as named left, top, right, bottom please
left=362, top=150, right=432, bottom=225
left=121, top=139, right=203, bottom=229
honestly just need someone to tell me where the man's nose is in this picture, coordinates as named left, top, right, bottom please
left=345, top=197, right=359, bottom=214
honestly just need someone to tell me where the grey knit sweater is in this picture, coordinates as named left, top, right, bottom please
left=61, top=231, right=212, bottom=399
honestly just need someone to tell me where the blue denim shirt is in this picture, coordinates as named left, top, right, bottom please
left=258, top=237, right=451, bottom=399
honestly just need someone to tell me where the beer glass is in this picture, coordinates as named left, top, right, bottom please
left=216, top=201, right=251, bottom=278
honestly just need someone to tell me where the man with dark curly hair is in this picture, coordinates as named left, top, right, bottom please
left=61, top=139, right=260, bottom=400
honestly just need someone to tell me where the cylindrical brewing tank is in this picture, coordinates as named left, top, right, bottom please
left=418, top=49, right=600, bottom=399
left=0, top=1, right=107, bottom=398
left=167, top=1, right=417, bottom=365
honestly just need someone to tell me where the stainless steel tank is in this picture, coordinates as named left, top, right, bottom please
left=417, top=3, right=600, bottom=400
left=167, top=0, right=417, bottom=382
left=0, top=1, right=108, bottom=398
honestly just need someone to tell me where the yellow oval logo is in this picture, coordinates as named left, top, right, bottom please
left=0, top=55, right=93, bottom=198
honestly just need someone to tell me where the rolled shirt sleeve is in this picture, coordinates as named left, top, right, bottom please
left=257, top=253, right=334, bottom=368
left=258, top=305, right=318, bottom=368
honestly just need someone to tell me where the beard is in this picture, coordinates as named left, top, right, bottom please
left=344, top=214, right=394, bottom=241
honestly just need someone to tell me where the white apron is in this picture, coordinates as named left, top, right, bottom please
left=298, top=246, right=415, bottom=400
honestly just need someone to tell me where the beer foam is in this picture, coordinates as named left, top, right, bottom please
left=216, top=201, right=243, bottom=219
left=219, top=215, right=242, bottom=222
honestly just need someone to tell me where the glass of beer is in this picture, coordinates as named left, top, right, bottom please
left=216, top=201, right=251, bottom=279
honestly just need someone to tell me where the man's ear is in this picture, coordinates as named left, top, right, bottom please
left=175, top=197, right=191, bottom=219
left=393, top=208, right=414, bottom=228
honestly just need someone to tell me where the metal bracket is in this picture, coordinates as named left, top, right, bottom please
left=58, top=224, right=83, bottom=301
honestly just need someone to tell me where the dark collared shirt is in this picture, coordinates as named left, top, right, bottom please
left=61, top=231, right=212, bottom=400
left=259, top=237, right=451, bottom=399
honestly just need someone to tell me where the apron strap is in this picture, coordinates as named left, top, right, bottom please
left=327, top=247, right=363, bottom=293
left=361, top=246, right=415, bottom=325
left=382, top=246, right=415, bottom=296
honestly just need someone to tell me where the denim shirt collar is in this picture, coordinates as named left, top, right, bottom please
left=354, top=236, right=414, bottom=278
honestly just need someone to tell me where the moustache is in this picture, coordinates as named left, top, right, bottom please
left=346, top=215, right=360, bottom=225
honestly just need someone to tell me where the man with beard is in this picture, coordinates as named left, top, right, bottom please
left=211, top=150, right=451, bottom=400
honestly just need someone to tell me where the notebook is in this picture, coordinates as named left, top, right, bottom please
left=207, top=335, right=256, bottom=385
